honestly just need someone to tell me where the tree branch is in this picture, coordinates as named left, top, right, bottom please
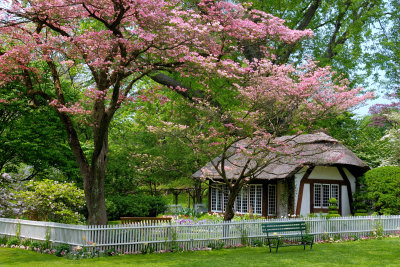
left=149, top=73, right=204, bottom=101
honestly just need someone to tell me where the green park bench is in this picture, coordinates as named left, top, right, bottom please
left=262, top=221, right=314, bottom=253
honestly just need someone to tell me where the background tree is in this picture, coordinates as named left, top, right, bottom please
left=106, top=120, right=205, bottom=196
left=0, top=82, right=79, bottom=179
left=316, top=113, right=389, bottom=168
left=378, top=111, right=400, bottom=166
left=238, top=0, right=386, bottom=84
left=366, top=0, right=400, bottom=92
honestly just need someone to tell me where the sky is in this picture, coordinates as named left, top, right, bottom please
left=354, top=94, right=392, bottom=117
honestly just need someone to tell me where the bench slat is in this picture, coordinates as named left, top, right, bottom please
left=262, top=221, right=306, bottom=233
left=263, top=227, right=306, bottom=233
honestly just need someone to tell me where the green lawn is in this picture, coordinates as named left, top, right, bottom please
left=2, top=238, right=400, bottom=267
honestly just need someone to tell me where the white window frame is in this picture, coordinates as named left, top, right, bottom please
left=268, top=184, right=277, bottom=216
left=235, top=186, right=248, bottom=214
left=331, top=184, right=339, bottom=206
left=211, top=185, right=229, bottom=212
left=249, top=184, right=263, bottom=215
left=211, top=186, right=222, bottom=212
left=210, top=184, right=264, bottom=215
left=313, top=183, right=340, bottom=209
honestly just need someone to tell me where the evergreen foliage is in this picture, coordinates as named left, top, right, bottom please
left=106, top=195, right=167, bottom=220
left=357, top=166, right=400, bottom=215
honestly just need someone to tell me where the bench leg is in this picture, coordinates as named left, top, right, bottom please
left=267, top=239, right=272, bottom=253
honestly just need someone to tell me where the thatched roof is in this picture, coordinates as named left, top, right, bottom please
left=192, top=132, right=369, bottom=180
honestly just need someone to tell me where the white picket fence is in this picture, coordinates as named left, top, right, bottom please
left=1, top=216, right=400, bottom=253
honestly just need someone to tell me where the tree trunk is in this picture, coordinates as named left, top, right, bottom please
left=84, top=129, right=109, bottom=225
left=84, top=167, right=108, bottom=225
left=187, top=190, right=191, bottom=208
left=224, top=196, right=236, bottom=221
left=192, top=192, right=196, bottom=208
left=224, top=185, right=241, bottom=221
left=173, top=191, right=179, bottom=205
left=194, top=180, right=203, bottom=204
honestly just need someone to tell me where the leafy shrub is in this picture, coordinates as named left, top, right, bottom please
left=21, top=239, right=33, bottom=247
left=0, top=235, right=8, bottom=245
left=372, top=220, right=384, bottom=238
left=354, top=209, right=368, bottom=216
left=106, top=194, right=167, bottom=220
left=0, top=173, right=25, bottom=218
left=251, top=239, right=264, bottom=247
left=55, top=243, right=71, bottom=257
left=30, top=240, right=43, bottom=250
left=106, top=247, right=116, bottom=256
left=141, top=244, right=155, bottom=254
left=327, top=198, right=340, bottom=218
left=207, top=240, right=225, bottom=250
left=6, top=237, right=20, bottom=247
left=15, top=179, right=85, bottom=224
left=358, top=166, right=400, bottom=214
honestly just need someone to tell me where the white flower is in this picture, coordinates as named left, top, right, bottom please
left=1, top=173, right=11, bottom=180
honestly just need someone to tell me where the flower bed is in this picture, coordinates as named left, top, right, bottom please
left=159, top=212, right=265, bottom=224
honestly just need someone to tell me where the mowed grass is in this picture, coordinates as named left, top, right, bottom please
left=2, top=238, right=400, bottom=267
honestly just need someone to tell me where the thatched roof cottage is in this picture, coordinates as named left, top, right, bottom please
left=192, top=132, right=369, bottom=217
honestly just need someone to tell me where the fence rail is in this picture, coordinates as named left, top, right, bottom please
left=1, top=216, right=400, bottom=252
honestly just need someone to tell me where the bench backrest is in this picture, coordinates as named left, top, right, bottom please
left=120, top=217, right=172, bottom=224
left=262, top=221, right=306, bottom=236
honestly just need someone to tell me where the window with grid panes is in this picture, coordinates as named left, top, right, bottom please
left=249, top=184, right=263, bottom=215
left=223, top=185, right=229, bottom=212
left=268, top=184, right=277, bottom=216
left=322, top=184, right=330, bottom=207
left=235, top=186, right=248, bottom=213
left=331, top=184, right=339, bottom=206
left=314, top=183, right=340, bottom=208
left=211, top=184, right=265, bottom=215
left=314, top=183, right=322, bottom=207
left=211, top=186, right=223, bottom=212
left=211, top=187, right=218, bottom=212
left=256, top=185, right=262, bottom=214
left=211, top=185, right=231, bottom=212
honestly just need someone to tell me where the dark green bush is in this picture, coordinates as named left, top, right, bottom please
left=55, top=243, right=71, bottom=257
left=359, top=166, right=400, bottom=215
left=21, top=239, right=32, bottom=247
left=0, top=235, right=8, bottom=245
left=354, top=209, right=368, bottom=216
left=106, top=194, right=167, bottom=220
left=6, top=237, right=20, bottom=247
left=30, top=240, right=43, bottom=251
